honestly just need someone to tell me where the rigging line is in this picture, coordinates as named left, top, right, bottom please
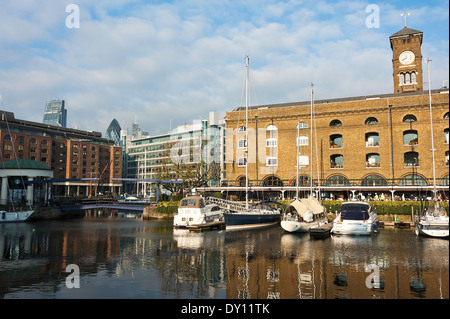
left=1, top=96, right=32, bottom=210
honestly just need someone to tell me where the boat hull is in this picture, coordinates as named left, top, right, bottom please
left=225, top=212, right=280, bottom=230
left=281, top=220, right=321, bottom=233
left=415, top=222, right=449, bottom=239
left=174, top=212, right=223, bottom=228
left=0, top=210, right=34, bottom=223
left=331, top=220, right=377, bottom=236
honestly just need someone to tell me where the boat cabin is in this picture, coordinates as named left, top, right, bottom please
left=340, top=202, right=371, bottom=220
left=179, top=196, right=206, bottom=209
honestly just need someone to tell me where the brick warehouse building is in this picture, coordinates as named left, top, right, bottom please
left=0, top=110, right=122, bottom=202
left=223, top=26, right=449, bottom=201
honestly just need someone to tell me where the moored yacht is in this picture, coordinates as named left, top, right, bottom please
left=0, top=210, right=35, bottom=223
left=173, top=196, right=224, bottom=228
left=331, top=202, right=379, bottom=236
left=281, top=196, right=327, bottom=233
left=415, top=206, right=449, bottom=239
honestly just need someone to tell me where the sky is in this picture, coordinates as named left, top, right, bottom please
left=0, top=0, right=448, bottom=137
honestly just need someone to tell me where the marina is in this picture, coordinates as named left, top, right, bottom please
left=0, top=208, right=448, bottom=299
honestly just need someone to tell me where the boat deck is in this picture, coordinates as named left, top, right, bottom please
left=309, top=223, right=333, bottom=239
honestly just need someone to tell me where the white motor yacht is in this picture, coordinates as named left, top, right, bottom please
left=173, top=196, right=224, bottom=228
left=331, top=202, right=379, bottom=236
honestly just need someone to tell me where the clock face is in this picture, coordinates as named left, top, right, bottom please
left=399, top=51, right=415, bottom=65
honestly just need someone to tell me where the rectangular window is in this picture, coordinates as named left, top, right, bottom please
left=266, top=138, right=277, bottom=147
left=266, top=157, right=278, bottom=166
left=238, top=139, right=247, bottom=148
left=238, top=157, right=247, bottom=167
left=297, top=136, right=308, bottom=146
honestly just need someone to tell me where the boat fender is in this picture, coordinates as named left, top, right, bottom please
left=1, top=212, right=5, bottom=220
left=304, top=210, right=314, bottom=223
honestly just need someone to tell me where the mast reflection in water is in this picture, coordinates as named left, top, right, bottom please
left=0, top=209, right=448, bottom=299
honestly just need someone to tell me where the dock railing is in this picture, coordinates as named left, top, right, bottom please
left=206, top=197, right=248, bottom=212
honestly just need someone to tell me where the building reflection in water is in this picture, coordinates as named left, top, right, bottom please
left=0, top=213, right=448, bottom=299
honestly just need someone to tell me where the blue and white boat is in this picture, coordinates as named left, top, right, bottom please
left=1, top=210, right=35, bottom=223
left=331, top=202, right=379, bottom=236
left=224, top=201, right=281, bottom=230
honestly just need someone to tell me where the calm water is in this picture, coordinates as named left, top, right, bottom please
left=0, top=209, right=448, bottom=300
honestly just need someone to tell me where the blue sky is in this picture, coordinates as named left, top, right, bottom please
left=0, top=0, right=448, bottom=136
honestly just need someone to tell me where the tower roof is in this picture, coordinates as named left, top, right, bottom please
left=390, top=26, right=423, bottom=39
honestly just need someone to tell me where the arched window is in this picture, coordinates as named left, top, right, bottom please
left=440, top=174, right=449, bottom=186
left=330, top=119, right=342, bottom=127
left=365, top=117, right=378, bottom=125
left=238, top=126, right=246, bottom=132
left=361, top=174, right=387, bottom=186
left=444, top=128, right=449, bottom=144
left=262, top=175, right=283, bottom=186
left=404, top=151, right=419, bottom=167
left=403, top=114, right=417, bottom=122
left=326, top=175, right=349, bottom=186
left=266, top=124, right=277, bottom=131
left=399, top=174, right=427, bottom=186
left=399, top=73, right=405, bottom=85
left=236, top=176, right=247, bottom=186
left=365, top=132, right=379, bottom=147
left=405, top=72, right=411, bottom=84
left=411, top=72, right=416, bottom=83
left=444, top=112, right=449, bottom=120
left=330, top=134, right=343, bottom=148
left=366, top=153, right=380, bottom=168
left=403, top=130, right=418, bottom=145
left=330, top=154, right=344, bottom=169
left=297, top=121, right=308, bottom=129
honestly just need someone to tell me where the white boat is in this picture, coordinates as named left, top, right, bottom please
left=1, top=210, right=35, bottom=223
left=415, top=206, right=449, bottom=239
left=331, top=202, right=379, bottom=236
left=413, top=61, right=449, bottom=239
left=173, top=196, right=224, bottom=228
left=281, top=196, right=327, bottom=233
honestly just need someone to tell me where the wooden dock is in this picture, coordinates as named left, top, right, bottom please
left=309, top=222, right=333, bottom=239
left=187, top=220, right=225, bottom=232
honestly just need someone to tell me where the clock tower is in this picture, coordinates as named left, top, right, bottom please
left=390, top=26, right=423, bottom=93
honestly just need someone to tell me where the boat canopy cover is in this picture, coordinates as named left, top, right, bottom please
left=179, top=196, right=206, bottom=208
left=340, top=202, right=370, bottom=220
left=286, top=196, right=324, bottom=217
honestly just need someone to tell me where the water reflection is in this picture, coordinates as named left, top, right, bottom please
left=0, top=211, right=448, bottom=299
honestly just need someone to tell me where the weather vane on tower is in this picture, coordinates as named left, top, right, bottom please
left=401, top=8, right=410, bottom=28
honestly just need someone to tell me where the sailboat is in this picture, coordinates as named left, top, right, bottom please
left=281, top=86, right=327, bottom=233
left=224, top=56, right=282, bottom=230
left=414, top=59, right=449, bottom=239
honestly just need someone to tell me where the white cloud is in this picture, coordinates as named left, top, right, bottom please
left=0, top=0, right=448, bottom=137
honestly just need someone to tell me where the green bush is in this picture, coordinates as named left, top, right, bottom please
left=280, top=199, right=449, bottom=215
left=156, top=201, right=179, bottom=214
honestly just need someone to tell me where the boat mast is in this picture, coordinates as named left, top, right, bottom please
left=310, top=83, right=314, bottom=197
left=427, top=58, right=438, bottom=207
left=245, top=55, right=249, bottom=209
left=296, top=119, right=300, bottom=200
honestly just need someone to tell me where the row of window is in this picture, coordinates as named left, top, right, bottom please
left=399, top=72, right=417, bottom=85
left=235, top=173, right=450, bottom=187
left=236, top=112, right=449, bottom=131
left=237, top=150, right=450, bottom=169
left=237, top=128, right=449, bottom=150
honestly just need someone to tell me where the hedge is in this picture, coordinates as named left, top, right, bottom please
left=156, top=201, right=179, bottom=214
left=281, top=199, right=449, bottom=215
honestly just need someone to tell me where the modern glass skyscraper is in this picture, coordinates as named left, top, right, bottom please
left=43, top=100, right=67, bottom=127
left=106, top=119, right=122, bottom=145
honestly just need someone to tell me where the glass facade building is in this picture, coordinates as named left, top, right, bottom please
left=43, top=100, right=67, bottom=127
left=106, top=119, right=122, bottom=145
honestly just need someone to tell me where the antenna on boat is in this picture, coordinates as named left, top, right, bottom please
left=245, top=55, right=249, bottom=210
